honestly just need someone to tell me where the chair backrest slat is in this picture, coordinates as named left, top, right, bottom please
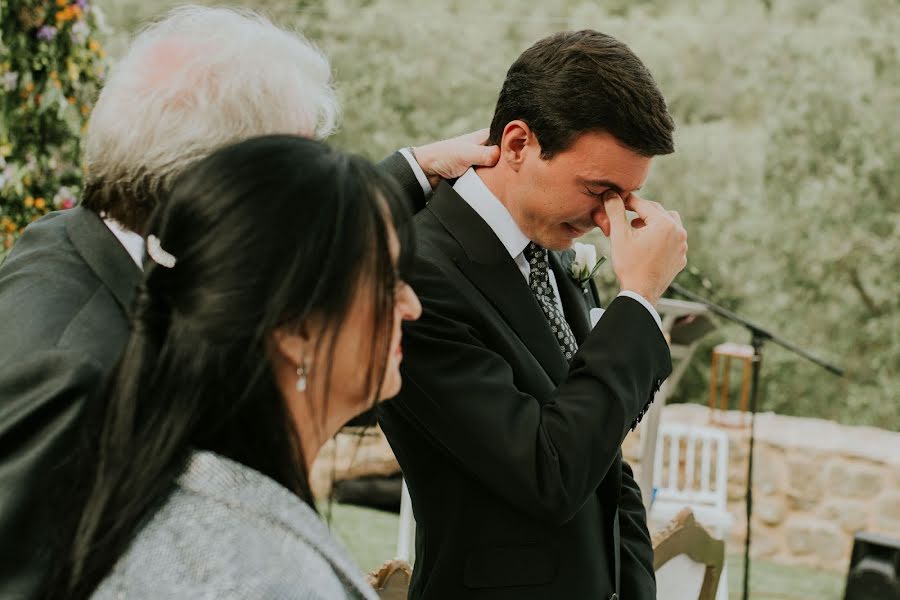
left=668, top=433, right=680, bottom=490
left=654, top=424, right=729, bottom=511
left=685, top=434, right=697, bottom=492
left=700, top=437, right=712, bottom=495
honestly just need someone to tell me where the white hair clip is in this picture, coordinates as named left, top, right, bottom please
left=146, top=235, right=177, bottom=268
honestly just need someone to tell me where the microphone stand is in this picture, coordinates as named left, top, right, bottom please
left=668, top=282, right=843, bottom=600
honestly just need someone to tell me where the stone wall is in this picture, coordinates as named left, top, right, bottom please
left=311, top=405, right=900, bottom=573
left=310, top=427, right=400, bottom=499
left=623, top=404, right=900, bottom=572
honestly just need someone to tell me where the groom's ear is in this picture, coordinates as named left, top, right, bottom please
left=501, top=120, right=533, bottom=172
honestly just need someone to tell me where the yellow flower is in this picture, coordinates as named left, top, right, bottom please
left=67, top=59, right=80, bottom=82
left=71, top=5, right=82, bottom=18
left=49, top=71, right=59, bottom=80
left=81, top=104, right=90, bottom=116
left=5, top=221, right=17, bottom=233
left=67, top=96, right=76, bottom=105
left=89, top=40, right=102, bottom=53
left=0, top=144, right=11, bottom=158
left=24, top=197, right=34, bottom=208
left=24, top=83, right=34, bottom=93
left=35, top=198, right=46, bottom=210
left=56, top=0, right=67, bottom=7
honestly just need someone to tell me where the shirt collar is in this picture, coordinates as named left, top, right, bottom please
left=453, top=168, right=530, bottom=260
left=103, top=217, right=145, bottom=270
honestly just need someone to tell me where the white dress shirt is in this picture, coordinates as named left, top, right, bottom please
left=451, top=168, right=662, bottom=330
left=399, top=147, right=434, bottom=198
left=104, top=217, right=145, bottom=269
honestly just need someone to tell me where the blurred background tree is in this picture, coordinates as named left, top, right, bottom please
left=12, top=0, right=900, bottom=430
left=0, top=0, right=108, bottom=251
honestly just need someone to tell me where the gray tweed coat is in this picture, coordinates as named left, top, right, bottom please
left=92, top=451, right=379, bottom=600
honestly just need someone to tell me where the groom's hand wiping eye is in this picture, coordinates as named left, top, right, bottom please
left=605, top=193, right=688, bottom=305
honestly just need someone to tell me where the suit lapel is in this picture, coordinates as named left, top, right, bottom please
left=66, top=207, right=142, bottom=313
left=550, top=251, right=592, bottom=345
left=427, top=183, right=569, bottom=384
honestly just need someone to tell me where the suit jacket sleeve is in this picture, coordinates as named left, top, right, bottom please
left=618, top=458, right=656, bottom=599
left=377, top=151, right=428, bottom=214
left=0, top=350, right=104, bottom=597
left=387, top=255, right=671, bottom=525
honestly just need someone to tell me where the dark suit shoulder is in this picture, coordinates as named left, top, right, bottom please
left=377, top=151, right=426, bottom=214
left=410, top=205, right=462, bottom=266
left=0, top=211, right=129, bottom=368
left=2, top=209, right=86, bottom=274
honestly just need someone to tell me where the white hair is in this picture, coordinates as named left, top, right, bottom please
left=83, top=5, right=339, bottom=228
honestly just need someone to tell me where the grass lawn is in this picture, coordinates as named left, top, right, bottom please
left=322, top=502, right=846, bottom=600
left=725, top=554, right=844, bottom=600
left=321, top=501, right=404, bottom=573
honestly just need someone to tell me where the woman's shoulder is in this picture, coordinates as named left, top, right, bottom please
left=92, top=451, right=377, bottom=599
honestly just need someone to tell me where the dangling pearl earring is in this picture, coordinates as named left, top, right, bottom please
left=296, top=359, right=309, bottom=392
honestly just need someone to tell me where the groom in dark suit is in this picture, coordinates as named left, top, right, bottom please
left=378, top=30, right=687, bottom=599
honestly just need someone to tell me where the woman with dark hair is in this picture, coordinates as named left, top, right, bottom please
left=48, top=134, right=421, bottom=599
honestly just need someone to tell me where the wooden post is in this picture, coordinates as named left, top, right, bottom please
left=719, top=356, right=731, bottom=412
left=708, top=343, right=754, bottom=427
left=708, top=352, right=719, bottom=413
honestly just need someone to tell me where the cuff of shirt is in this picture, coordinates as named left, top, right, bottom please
left=398, top=147, right=433, bottom=199
left=616, top=291, right=663, bottom=332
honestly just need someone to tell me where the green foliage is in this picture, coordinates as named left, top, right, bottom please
left=0, top=0, right=108, bottom=252
left=296, top=0, right=900, bottom=429
left=90, top=0, right=900, bottom=430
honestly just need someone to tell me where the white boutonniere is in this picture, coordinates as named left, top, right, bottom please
left=570, top=242, right=606, bottom=285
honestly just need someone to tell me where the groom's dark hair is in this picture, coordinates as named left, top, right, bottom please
left=488, top=30, right=675, bottom=158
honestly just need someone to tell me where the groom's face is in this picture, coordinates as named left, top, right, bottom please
left=510, top=130, right=652, bottom=250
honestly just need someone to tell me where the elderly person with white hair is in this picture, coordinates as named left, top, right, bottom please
left=0, top=6, right=497, bottom=599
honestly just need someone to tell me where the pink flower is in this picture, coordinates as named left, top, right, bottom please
left=53, top=186, right=75, bottom=209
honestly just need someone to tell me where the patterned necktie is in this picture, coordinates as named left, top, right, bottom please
left=523, top=242, right=578, bottom=361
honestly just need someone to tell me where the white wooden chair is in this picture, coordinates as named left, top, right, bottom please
left=653, top=508, right=725, bottom=600
left=367, top=559, right=412, bottom=600
left=650, top=423, right=732, bottom=536
left=650, top=423, right=732, bottom=600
